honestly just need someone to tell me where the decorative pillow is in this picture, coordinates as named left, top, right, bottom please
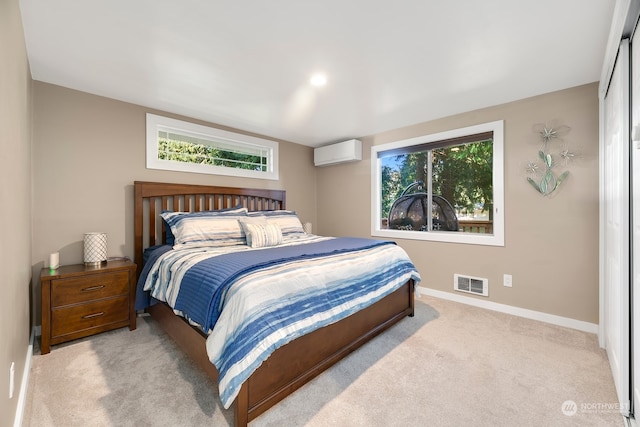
left=243, top=222, right=283, bottom=248
left=238, top=216, right=267, bottom=246
left=248, top=210, right=305, bottom=236
left=161, top=207, right=248, bottom=248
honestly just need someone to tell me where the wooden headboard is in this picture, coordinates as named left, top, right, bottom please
left=133, top=181, right=286, bottom=277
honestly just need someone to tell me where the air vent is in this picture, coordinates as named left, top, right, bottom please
left=454, top=274, right=488, bottom=297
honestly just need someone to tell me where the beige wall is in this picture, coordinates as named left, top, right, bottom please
left=317, top=83, right=600, bottom=324
left=33, top=82, right=601, bottom=326
left=31, top=82, right=317, bottom=324
left=0, top=0, right=33, bottom=424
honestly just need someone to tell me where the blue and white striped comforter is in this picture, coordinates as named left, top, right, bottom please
left=142, top=234, right=421, bottom=408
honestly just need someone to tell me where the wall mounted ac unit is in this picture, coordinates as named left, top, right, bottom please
left=314, top=139, right=362, bottom=167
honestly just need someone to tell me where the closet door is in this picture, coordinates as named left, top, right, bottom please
left=632, top=33, right=640, bottom=421
left=603, top=38, right=631, bottom=416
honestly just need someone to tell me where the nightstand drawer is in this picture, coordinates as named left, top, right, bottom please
left=51, top=296, right=129, bottom=337
left=51, top=270, right=129, bottom=307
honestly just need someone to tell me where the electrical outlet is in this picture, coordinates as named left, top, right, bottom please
left=9, top=362, right=14, bottom=399
left=503, top=274, right=513, bottom=287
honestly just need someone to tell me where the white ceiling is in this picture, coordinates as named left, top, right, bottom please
left=19, top=1, right=615, bottom=147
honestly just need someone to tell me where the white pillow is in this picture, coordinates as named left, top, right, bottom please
left=238, top=216, right=267, bottom=246
left=243, top=222, right=283, bottom=248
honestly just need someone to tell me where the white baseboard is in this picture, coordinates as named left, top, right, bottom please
left=13, top=327, right=35, bottom=427
left=417, top=286, right=599, bottom=334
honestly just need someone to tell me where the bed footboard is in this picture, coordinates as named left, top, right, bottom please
left=241, top=279, right=415, bottom=423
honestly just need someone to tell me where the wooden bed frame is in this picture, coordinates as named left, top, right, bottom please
left=133, top=180, right=415, bottom=426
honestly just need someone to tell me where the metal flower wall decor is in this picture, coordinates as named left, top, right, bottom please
left=525, top=122, right=576, bottom=196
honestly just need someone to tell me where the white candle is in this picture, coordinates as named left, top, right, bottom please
left=48, top=252, right=59, bottom=269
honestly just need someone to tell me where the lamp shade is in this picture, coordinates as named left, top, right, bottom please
left=84, top=232, right=107, bottom=265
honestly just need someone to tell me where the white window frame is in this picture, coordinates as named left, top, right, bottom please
left=371, top=120, right=504, bottom=246
left=146, top=113, right=279, bottom=180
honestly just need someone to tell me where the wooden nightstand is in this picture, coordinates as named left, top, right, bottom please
left=40, top=260, right=137, bottom=354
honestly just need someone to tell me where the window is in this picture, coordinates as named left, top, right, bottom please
left=146, top=113, right=279, bottom=180
left=371, top=120, right=504, bottom=246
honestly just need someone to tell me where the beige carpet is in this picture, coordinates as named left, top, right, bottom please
left=23, top=297, right=624, bottom=426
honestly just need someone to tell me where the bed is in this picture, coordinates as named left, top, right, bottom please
left=133, top=180, right=419, bottom=426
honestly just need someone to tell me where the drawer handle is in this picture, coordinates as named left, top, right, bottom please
left=81, top=285, right=105, bottom=292
left=82, top=312, right=105, bottom=319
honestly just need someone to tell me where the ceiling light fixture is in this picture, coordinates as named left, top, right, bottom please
left=310, top=73, right=327, bottom=87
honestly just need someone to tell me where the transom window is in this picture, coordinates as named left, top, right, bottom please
left=146, top=113, right=279, bottom=180
left=371, top=120, right=504, bottom=246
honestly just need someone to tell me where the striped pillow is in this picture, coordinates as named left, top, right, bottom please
left=161, top=205, right=246, bottom=245
left=248, top=210, right=305, bottom=236
left=243, top=222, right=283, bottom=248
left=161, top=208, right=248, bottom=248
left=238, top=216, right=267, bottom=247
